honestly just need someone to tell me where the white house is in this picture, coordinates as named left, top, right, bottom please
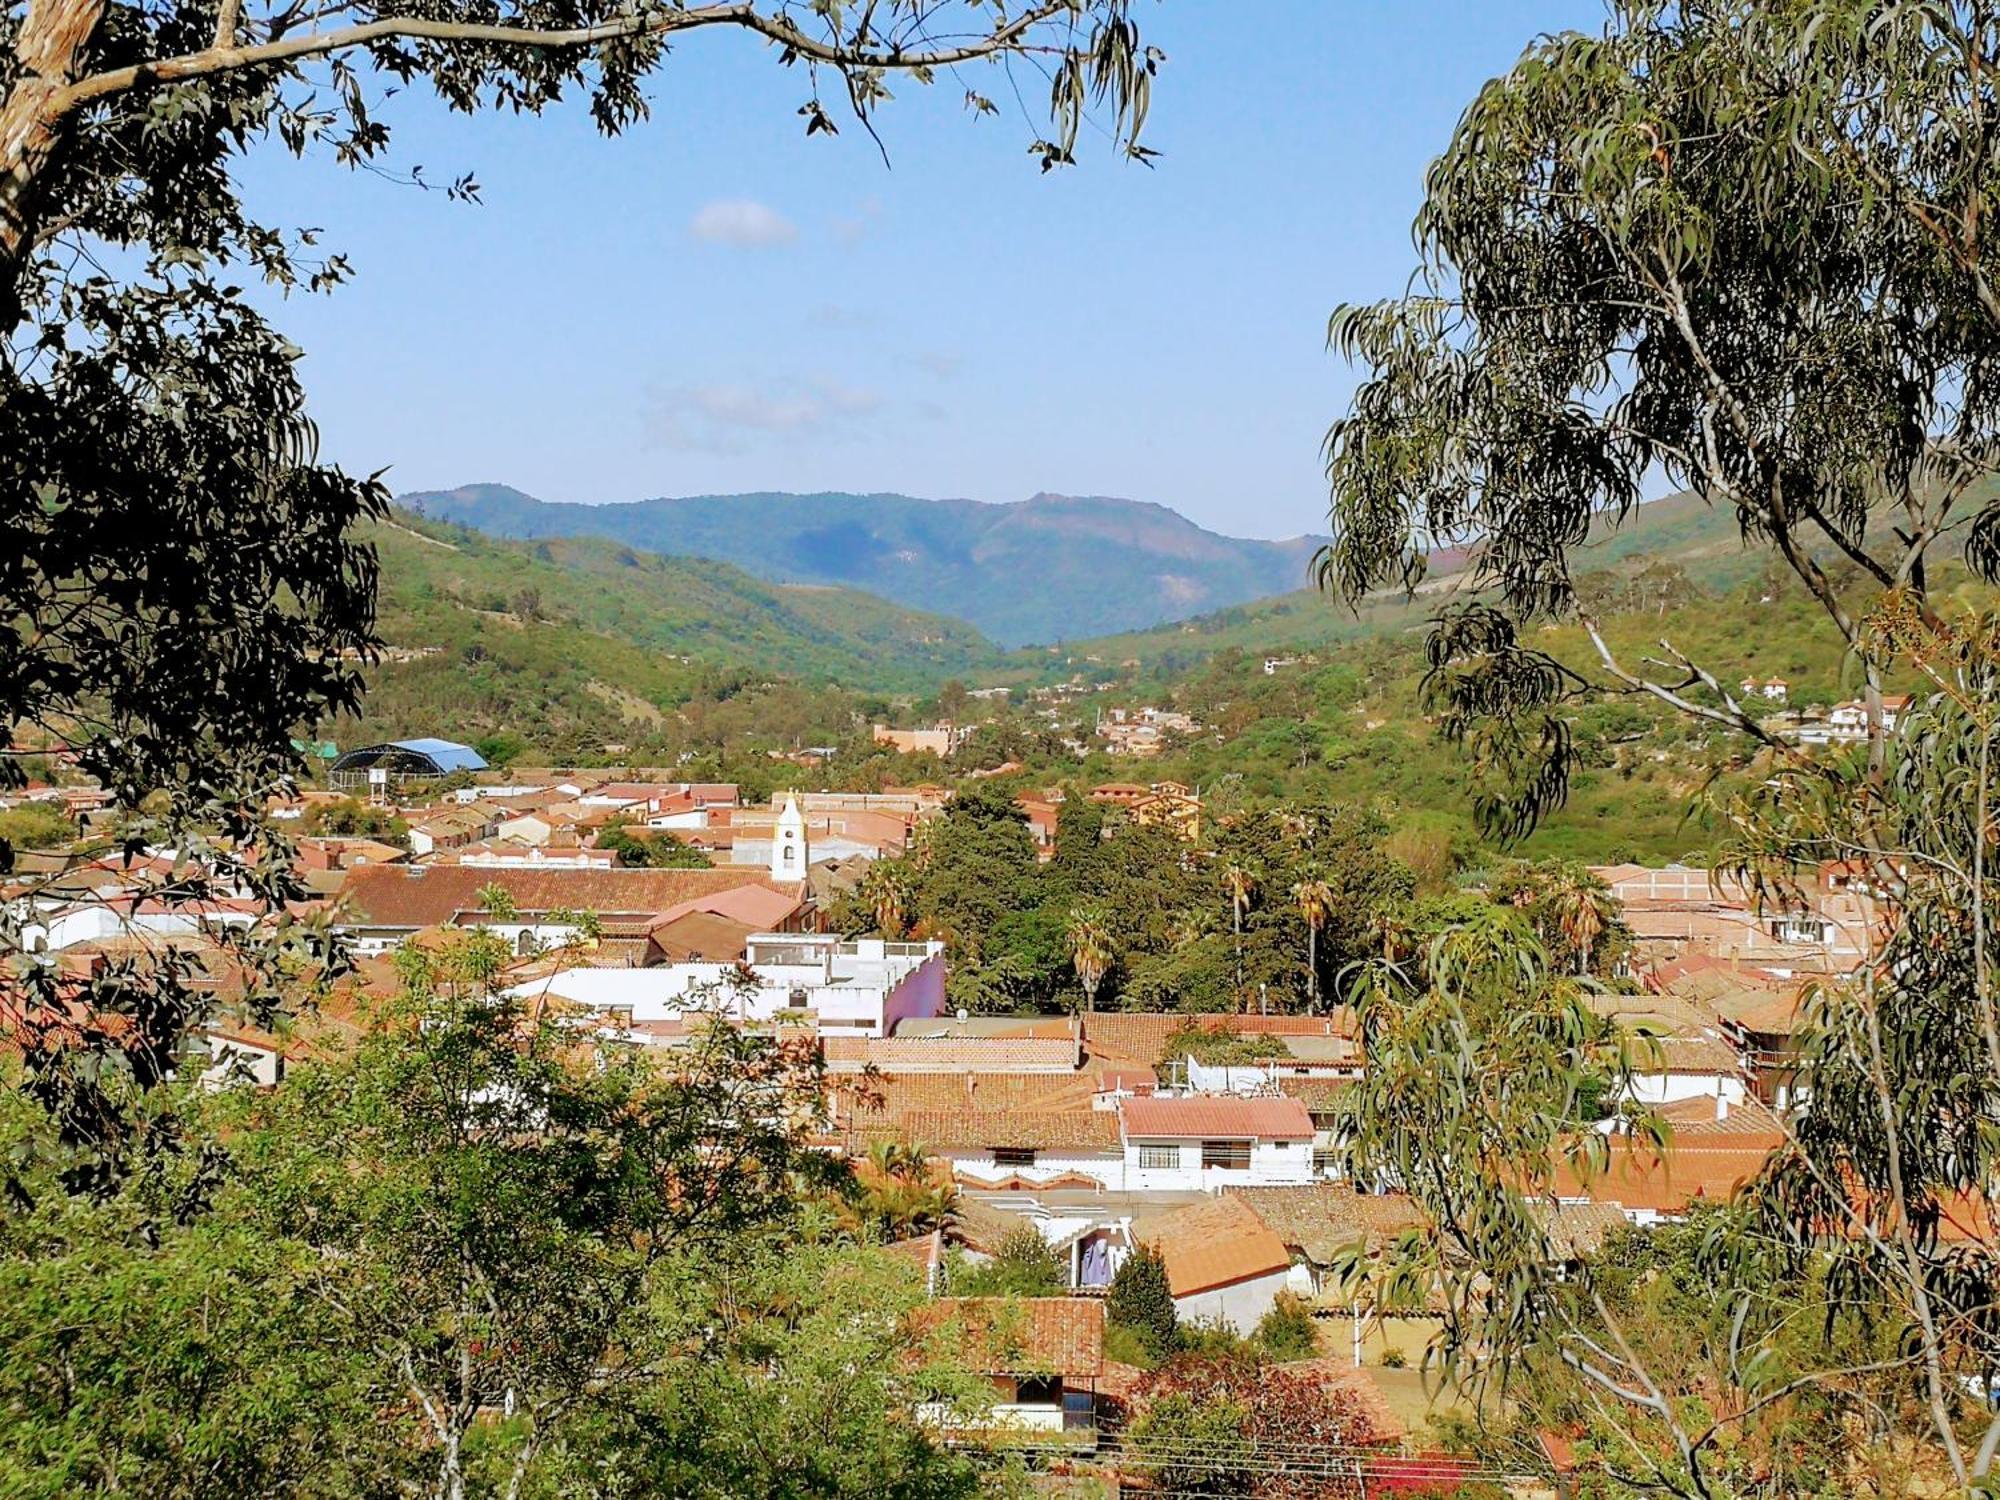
left=865, top=1109, right=1124, bottom=1190
left=1613, top=1032, right=1752, bottom=1111
left=1117, top=1094, right=1318, bottom=1192
left=1136, top=1194, right=1295, bottom=1335
left=507, top=932, right=946, bottom=1038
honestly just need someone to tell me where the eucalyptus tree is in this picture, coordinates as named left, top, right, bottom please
left=0, top=0, right=1163, bottom=1186
left=1323, top=1, right=2000, bottom=1489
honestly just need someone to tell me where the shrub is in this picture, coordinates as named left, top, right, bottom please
left=1254, top=1292, right=1319, bottom=1361
left=950, top=1226, right=1064, bottom=1297
left=1107, top=1243, right=1178, bottom=1359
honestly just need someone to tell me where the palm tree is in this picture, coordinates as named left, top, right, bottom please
left=1291, top=875, right=1334, bottom=1011
left=1546, top=867, right=1618, bottom=975
left=1219, top=860, right=1257, bottom=1002
left=474, top=881, right=516, bottom=923
left=1066, top=904, right=1115, bottom=1014
left=861, top=859, right=912, bottom=939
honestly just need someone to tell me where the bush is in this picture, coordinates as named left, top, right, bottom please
left=1379, top=1346, right=1407, bottom=1369
left=1254, top=1292, right=1319, bottom=1361
left=1107, top=1243, right=1178, bottom=1360
left=950, top=1226, right=1064, bottom=1297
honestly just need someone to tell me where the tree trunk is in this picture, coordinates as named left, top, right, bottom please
left=0, top=0, right=104, bottom=325
left=1307, top=922, right=1318, bottom=1012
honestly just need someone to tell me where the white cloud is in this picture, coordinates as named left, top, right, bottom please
left=643, top=377, right=884, bottom=452
left=688, top=198, right=798, bottom=248
left=914, top=350, right=962, bottom=379
left=831, top=194, right=884, bottom=245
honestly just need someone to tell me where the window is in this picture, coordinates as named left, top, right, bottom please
left=1014, top=1374, right=1062, bottom=1406
left=1312, top=1148, right=1341, bottom=1176
left=991, top=1146, right=1037, bottom=1168
left=1137, top=1143, right=1179, bottom=1171
left=1201, top=1140, right=1250, bottom=1171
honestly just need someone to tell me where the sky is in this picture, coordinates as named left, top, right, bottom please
left=239, top=1, right=1610, bottom=541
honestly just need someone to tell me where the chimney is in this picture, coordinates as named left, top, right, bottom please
left=1716, top=1092, right=1729, bottom=1123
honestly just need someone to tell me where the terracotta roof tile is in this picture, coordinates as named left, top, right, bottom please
left=855, top=1107, right=1122, bottom=1154
left=338, top=864, right=799, bottom=929
left=1554, top=1138, right=1779, bottom=1214
left=1135, top=1195, right=1291, bottom=1297
left=1226, top=1185, right=1426, bottom=1262
left=831, top=1070, right=1099, bottom=1117
left=913, top=1298, right=1104, bottom=1378
left=1120, top=1094, right=1313, bottom=1141
left=821, top=1036, right=1080, bottom=1073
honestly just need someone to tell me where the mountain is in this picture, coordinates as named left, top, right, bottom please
left=396, top=484, right=1326, bottom=647
left=1064, top=491, right=1773, bottom=668
left=345, top=510, right=1007, bottom=747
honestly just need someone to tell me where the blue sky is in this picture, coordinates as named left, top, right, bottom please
left=241, top=2, right=1608, bottom=541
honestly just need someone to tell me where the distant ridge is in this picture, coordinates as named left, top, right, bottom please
left=397, top=484, right=1328, bottom=646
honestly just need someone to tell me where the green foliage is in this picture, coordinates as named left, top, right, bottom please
left=299, top=797, right=408, bottom=844
left=1123, top=1353, right=1386, bottom=1497
left=949, top=1226, right=1065, bottom=1298
left=1107, top=1242, right=1179, bottom=1361
left=0, top=801, right=75, bottom=854
left=598, top=823, right=712, bottom=869
left=401, top=486, right=1305, bottom=648
left=0, top=929, right=999, bottom=1497
left=1252, top=1292, right=1319, bottom=1361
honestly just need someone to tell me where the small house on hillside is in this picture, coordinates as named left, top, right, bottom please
left=912, top=1298, right=1104, bottom=1433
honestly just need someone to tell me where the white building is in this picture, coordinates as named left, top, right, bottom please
left=506, top=932, right=946, bottom=1038
left=1118, top=1095, right=1318, bottom=1192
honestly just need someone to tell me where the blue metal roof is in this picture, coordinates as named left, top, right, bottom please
left=389, top=738, right=489, bottom=773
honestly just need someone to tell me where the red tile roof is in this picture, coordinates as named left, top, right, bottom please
left=820, top=1035, right=1079, bottom=1074
left=338, top=864, right=799, bottom=929
left=913, top=1298, right=1104, bottom=1378
left=1136, top=1195, right=1292, bottom=1296
left=1554, top=1136, right=1779, bottom=1214
left=1227, top=1185, right=1426, bottom=1261
left=831, top=1070, right=1099, bottom=1118
left=648, top=883, right=804, bottom=932
left=854, top=1107, right=1121, bottom=1154
left=1120, top=1094, right=1313, bottom=1141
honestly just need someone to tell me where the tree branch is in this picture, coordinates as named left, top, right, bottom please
left=57, top=0, right=1074, bottom=119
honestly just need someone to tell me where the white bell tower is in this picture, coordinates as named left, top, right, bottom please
left=771, top=791, right=808, bottom=883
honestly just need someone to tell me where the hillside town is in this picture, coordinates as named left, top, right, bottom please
left=14, top=0, right=2000, bottom=1495
left=1, top=722, right=1902, bottom=1486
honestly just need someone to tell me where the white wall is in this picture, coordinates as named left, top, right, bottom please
left=1619, top=1072, right=1750, bottom=1108
left=508, top=943, right=945, bottom=1037
left=1175, top=1268, right=1290, bottom=1335
left=942, top=1148, right=1123, bottom=1190
left=1120, top=1137, right=1317, bottom=1192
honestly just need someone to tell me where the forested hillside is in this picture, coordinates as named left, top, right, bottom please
left=344, top=511, right=1008, bottom=753
left=399, top=484, right=1325, bottom=646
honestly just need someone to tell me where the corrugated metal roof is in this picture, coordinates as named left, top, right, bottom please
left=390, top=738, right=489, bottom=772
